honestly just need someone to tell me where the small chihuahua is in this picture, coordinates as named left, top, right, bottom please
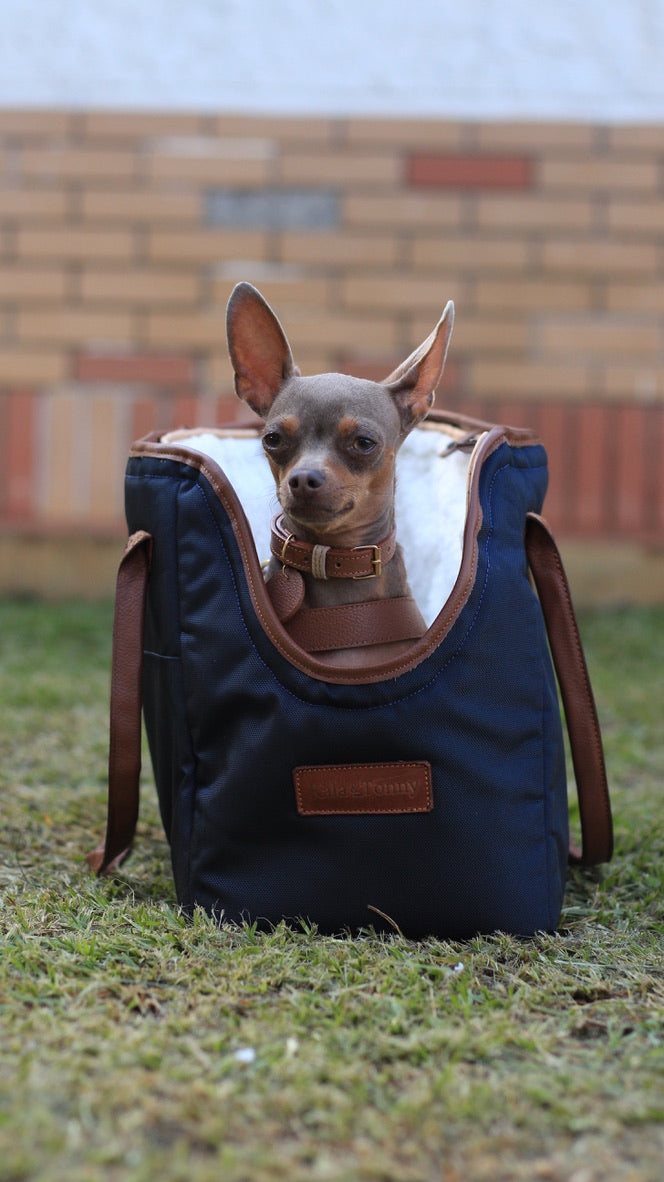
left=226, top=282, right=454, bottom=668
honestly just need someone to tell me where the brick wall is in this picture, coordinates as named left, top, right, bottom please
left=1, top=109, right=663, bottom=586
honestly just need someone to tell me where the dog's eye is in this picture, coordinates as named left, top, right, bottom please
left=353, top=436, right=377, bottom=454
left=262, top=431, right=283, bottom=450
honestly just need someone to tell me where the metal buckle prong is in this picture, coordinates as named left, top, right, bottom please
left=352, top=544, right=382, bottom=580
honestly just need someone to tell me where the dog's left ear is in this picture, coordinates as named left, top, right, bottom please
left=384, top=300, right=455, bottom=431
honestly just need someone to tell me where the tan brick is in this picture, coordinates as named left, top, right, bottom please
left=607, top=125, right=664, bottom=152
left=344, top=118, right=467, bottom=149
left=606, top=199, right=664, bottom=235
left=89, top=395, right=126, bottom=522
left=535, top=317, right=660, bottom=359
left=602, top=365, right=664, bottom=401
left=278, top=151, right=401, bottom=187
left=17, top=227, right=135, bottom=262
left=467, top=360, right=593, bottom=400
left=81, top=189, right=201, bottom=223
left=146, top=144, right=273, bottom=186
left=343, top=192, right=464, bottom=230
left=476, top=121, right=596, bottom=151
left=39, top=389, right=79, bottom=521
left=209, top=273, right=331, bottom=310
left=207, top=352, right=238, bottom=392
left=0, top=346, right=67, bottom=384
left=410, top=236, right=530, bottom=272
left=415, top=314, right=527, bottom=355
left=81, top=268, right=199, bottom=306
left=538, top=238, right=657, bottom=277
left=342, top=275, right=458, bottom=314
left=145, top=310, right=227, bottom=348
left=277, top=232, right=398, bottom=268
left=0, top=190, right=68, bottom=221
left=605, top=284, right=664, bottom=314
left=474, top=194, right=594, bottom=232
left=17, top=309, right=134, bottom=345
left=82, top=111, right=204, bottom=140
left=276, top=310, right=399, bottom=354
left=20, top=148, right=138, bottom=182
left=212, top=114, right=339, bottom=144
left=0, top=109, right=73, bottom=137
left=287, top=349, right=343, bottom=377
left=538, top=157, right=659, bottom=193
left=474, top=278, right=594, bottom=313
left=0, top=267, right=67, bottom=302
left=148, top=228, right=270, bottom=264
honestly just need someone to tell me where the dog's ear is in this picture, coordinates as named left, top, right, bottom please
left=384, top=300, right=454, bottom=431
left=226, top=283, right=299, bottom=416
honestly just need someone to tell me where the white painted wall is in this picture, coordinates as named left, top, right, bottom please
left=1, top=0, right=663, bottom=122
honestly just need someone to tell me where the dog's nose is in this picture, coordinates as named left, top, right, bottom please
left=288, top=468, right=325, bottom=493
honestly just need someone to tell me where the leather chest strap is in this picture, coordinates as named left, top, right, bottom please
left=286, top=596, right=427, bottom=652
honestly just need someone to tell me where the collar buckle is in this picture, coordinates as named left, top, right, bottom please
left=352, top=544, right=382, bottom=580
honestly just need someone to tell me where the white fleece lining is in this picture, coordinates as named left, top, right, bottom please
left=165, top=422, right=473, bottom=628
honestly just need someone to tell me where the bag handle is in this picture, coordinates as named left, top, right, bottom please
left=525, top=513, right=613, bottom=866
left=86, top=530, right=152, bottom=876
left=89, top=515, right=612, bottom=876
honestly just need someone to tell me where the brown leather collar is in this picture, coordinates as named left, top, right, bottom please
left=270, top=514, right=398, bottom=580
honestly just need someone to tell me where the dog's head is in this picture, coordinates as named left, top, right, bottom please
left=226, top=283, right=454, bottom=539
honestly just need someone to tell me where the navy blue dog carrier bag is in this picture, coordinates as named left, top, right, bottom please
left=89, top=410, right=612, bottom=939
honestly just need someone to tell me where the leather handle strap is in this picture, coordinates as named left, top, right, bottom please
left=87, top=530, right=152, bottom=877
left=525, top=513, right=613, bottom=866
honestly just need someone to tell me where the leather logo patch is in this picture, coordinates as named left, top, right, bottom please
left=294, top=761, right=433, bottom=816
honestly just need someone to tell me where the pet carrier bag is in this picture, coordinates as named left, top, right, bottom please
left=88, top=410, right=612, bottom=938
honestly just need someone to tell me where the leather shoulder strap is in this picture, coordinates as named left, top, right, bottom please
left=525, top=513, right=613, bottom=866
left=87, top=530, right=152, bottom=876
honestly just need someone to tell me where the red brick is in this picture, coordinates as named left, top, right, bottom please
left=5, top=390, right=35, bottom=519
left=215, top=396, right=247, bottom=425
left=641, top=406, right=664, bottom=538
left=132, top=396, right=160, bottom=442
left=574, top=405, right=610, bottom=535
left=408, top=152, right=533, bottom=190
left=616, top=406, right=647, bottom=535
left=171, top=395, right=199, bottom=429
left=75, top=352, right=196, bottom=385
left=531, top=402, right=571, bottom=532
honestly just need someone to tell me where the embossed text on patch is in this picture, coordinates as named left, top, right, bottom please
left=294, top=761, right=433, bottom=816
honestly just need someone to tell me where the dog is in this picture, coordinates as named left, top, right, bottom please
left=226, top=282, right=454, bottom=668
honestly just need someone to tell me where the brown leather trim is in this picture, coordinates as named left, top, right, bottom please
left=286, top=596, right=427, bottom=652
left=294, top=761, right=433, bottom=816
left=129, top=414, right=537, bottom=685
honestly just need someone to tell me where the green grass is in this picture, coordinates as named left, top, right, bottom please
left=0, top=598, right=662, bottom=1182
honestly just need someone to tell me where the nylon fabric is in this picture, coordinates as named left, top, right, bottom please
left=125, top=430, right=570, bottom=937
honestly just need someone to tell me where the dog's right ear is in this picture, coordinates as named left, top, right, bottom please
left=226, top=283, right=299, bottom=416
left=383, top=300, right=455, bottom=432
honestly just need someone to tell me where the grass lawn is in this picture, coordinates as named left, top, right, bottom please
left=0, top=597, right=662, bottom=1181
